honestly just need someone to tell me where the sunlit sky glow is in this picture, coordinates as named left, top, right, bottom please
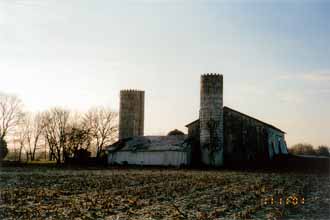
left=0, top=0, right=329, bottom=147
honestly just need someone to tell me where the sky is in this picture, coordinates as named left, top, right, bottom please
left=0, top=0, right=329, bottom=147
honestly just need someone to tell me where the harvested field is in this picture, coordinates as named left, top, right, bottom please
left=0, top=166, right=329, bottom=220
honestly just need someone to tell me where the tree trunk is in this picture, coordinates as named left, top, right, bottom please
left=32, top=136, right=40, bottom=161
left=18, top=144, right=23, bottom=162
left=31, top=143, right=37, bottom=161
left=57, top=149, right=61, bottom=164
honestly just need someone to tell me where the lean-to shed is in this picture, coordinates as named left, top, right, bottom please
left=107, top=135, right=190, bottom=166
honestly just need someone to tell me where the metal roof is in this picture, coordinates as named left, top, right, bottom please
left=107, top=135, right=189, bottom=153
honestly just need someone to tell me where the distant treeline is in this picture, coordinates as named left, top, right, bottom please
left=289, top=143, right=330, bottom=157
left=0, top=92, right=119, bottom=164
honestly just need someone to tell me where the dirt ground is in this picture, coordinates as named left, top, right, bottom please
left=0, top=166, right=329, bottom=220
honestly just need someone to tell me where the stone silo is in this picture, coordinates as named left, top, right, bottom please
left=119, top=90, right=145, bottom=140
left=199, top=74, right=224, bottom=166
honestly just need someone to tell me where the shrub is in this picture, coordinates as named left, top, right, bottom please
left=289, top=143, right=316, bottom=156
left=167, top=129, right=185, bottom=136
left=316, top=146, right=330, bottom=157
left=74, top=149, right=91, bottom=161
left=289, top=143, right=330, bottom=157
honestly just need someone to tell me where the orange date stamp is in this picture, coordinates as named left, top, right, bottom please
left=262, top=195, right=305, bottom=207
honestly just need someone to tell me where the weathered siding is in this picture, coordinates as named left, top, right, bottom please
left=187, top=120, right=200, bottom=139
left=267, top=128, right=288, bottom=159
left=108, top=150, right=189, bottom=166
left=223, top=107, right=287, bottom=162
left=186, top=120, right=202, bottom=166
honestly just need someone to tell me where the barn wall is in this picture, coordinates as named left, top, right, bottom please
left=187, top=121, right=200, bottom=140
left=186, top=121, right=202, bottom=166
left=223, top=108, right=273, bottom=162
left=267, top=128, right=288, bottom=159
left=108, top=150, right=189, bottom=166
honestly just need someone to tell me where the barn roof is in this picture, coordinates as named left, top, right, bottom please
left=224, top=106, right=286, bottom=133
left=185, top=119, right=199, bottom=127
left=185, top=106, right=285, bottom=134
left=107, top=135, right=189, bottom=153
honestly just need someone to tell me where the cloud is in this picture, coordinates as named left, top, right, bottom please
left=302, top=73, right=330, bottom=82
left=277, top=91, right=304, bottom=104
left=272, top=72, right=330, bottom=103
left=277, top=72, right=330, bottom=82
left=312, top=88, right=330, bottom=95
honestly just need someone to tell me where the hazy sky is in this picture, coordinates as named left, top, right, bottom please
left=0, top=0, right=329, bottom=147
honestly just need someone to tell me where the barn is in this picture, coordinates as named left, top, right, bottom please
left=186, top=106, right=288, bottom=166
left=107, top=135, right=190, bottom=166
left=107, top=74, right=289, bottom=167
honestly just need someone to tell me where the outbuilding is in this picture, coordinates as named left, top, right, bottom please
left=107, top=135, right=190, bottom=166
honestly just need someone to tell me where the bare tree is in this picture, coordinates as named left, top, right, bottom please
left=83, top=107, right=118, bottom=157
left=0, top=93, right=24, bottom=140
left=27, top=113, right=45, bottom=161
left=64, top=111, right=92, bottom=160
left=17, top=112, right=46, bottom=161
left=66, top=125, right=92, bottom=159
left=42, top=108, right=70, bottom=164
left=14, top=113, right=30, bottom=161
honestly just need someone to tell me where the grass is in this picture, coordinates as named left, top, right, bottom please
left=0, top=166, right=329, bottom=220
left=26, top=160, right=57, bottom=164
